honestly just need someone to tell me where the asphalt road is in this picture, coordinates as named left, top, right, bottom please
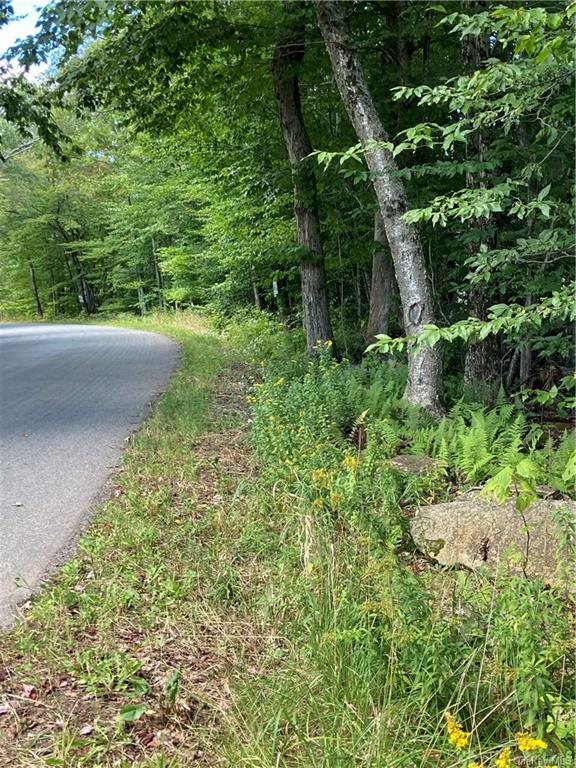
left=0, top=323, right=179, bottom=628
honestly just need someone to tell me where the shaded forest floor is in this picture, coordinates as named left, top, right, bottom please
left=0, top=313, right=573, bottom=768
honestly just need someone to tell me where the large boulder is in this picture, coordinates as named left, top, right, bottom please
left=389, top=455, right=440, bottom=477
left=410, top=494, right=575, bottom=589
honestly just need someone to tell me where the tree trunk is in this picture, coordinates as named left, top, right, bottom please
left=28, top=260, right=43, bottom=317
left=69, top=251, right=96, bottom=314
left=137, top=284, right=147, bottom=315
left=506, top=345, right=521, bottom=392
left=272, top=24, right=334, bottom=355
left=48, top=265, right=59, bottom=314
left=252, top=270, right=263, bottom=311
left=275, top=276, right=291, bottom=323
left=63, top=254, right=83, bottom=313
left=315, top=1, right=442, bottom=415
left=463, top=287, right=501, bottom=400
left=365, top=211, right=395, bottom=346
left=151, top=236, right=165, bottom=309
left=519, top=343, right=532, bottom=385
left=461, top=8, right=501, bottom=400
left=519, top=295, right=534, bottom=385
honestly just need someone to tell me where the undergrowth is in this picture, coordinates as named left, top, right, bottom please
left=222, top=327, right=575, bottom=767
left=0, top=311, right=573, bottom=768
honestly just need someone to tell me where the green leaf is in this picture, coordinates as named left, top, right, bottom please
left=484, top=466, right=513, bottom=503
left=119, top=702, right=148, bottom=722
left=488, top=304, right=510, bottom=317
left=537, top=183, right=551, bottom=201
left=561, top=452, right=576, bottom=482
left=515, top=458, right=540, bottom=481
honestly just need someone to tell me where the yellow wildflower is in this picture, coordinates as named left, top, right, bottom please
left=468, top=762, right=483, bottom=768
left=514, top=732, right=548, bottom=752
left=445, top=712, right=471, bottom=750
left=494, top=747, right=512, bottom=768
left=329, top=492, right=341, bottom=506
left=312, top=468, right=328, bottom=486
left=246, top=395, right=256, bottom=403
left=342, top=454, right=360, bottom=471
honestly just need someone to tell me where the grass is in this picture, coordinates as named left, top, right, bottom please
left=1, top=311, right=573, bottom=768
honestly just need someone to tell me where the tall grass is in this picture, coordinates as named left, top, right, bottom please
left=222, top=337, right=575, bottom=767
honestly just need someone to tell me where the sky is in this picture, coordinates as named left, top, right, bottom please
left=0, top=0, right=44, bottom=54
left=0, top=0, right=46, bottom=79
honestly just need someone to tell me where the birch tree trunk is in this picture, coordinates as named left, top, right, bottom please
left=315, top=0, right=442, bottom=415
left=365, top=211, right=395, bottom=347
left=272, top=27, right=334, bottom=355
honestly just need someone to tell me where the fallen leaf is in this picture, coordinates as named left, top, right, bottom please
left=79, top=724, right=94, bottom=736
left=22, top=684, right=38, bottom=700
left=140, top=731, right=155, bottom=747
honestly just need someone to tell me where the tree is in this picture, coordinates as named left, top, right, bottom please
left=9, top=0, right=337, bottom=351
left=373, top=0, right=574, bottom=398
left=365, top=212, right=395, bottom=346
left=460, top=1, right=502, bottom=399
left=271, top=16, right=334, bottom=354
left=315, top=0, right=443, bottom=415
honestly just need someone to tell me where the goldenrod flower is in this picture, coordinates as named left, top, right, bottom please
left=312, top=468, right=328, bottom=486
left=514, top=732, right=548, bottom=752
left=468, top=762, right=483, bottom=768
left=445, top=712, right=470, bottom=750
left=494, top=747, right=512, bottom=768
left=343, top=454, right=360, bottom=471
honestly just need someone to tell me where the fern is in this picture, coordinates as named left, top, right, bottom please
left=366, top=418, right=401, bottom=459
left=456, top=412, right=495, bottom=482
left=552, top=431, right=576, bottom=486
left=436, top=436, right=451, bottom=472
left=496, top=412, right=528, bottom=469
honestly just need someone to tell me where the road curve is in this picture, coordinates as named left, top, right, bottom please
left=0, top=323, right=179, bottom=628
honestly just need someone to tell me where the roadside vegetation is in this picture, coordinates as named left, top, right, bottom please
left=1, top=311, right=574, bottom=768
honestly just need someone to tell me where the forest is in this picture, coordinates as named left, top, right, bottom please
left=0, top=1, right=574, bottom=767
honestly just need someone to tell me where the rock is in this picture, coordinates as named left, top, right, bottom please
left=410, top=494, right=575, bottom=589
left=389, top=455, right=440, bottom=477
